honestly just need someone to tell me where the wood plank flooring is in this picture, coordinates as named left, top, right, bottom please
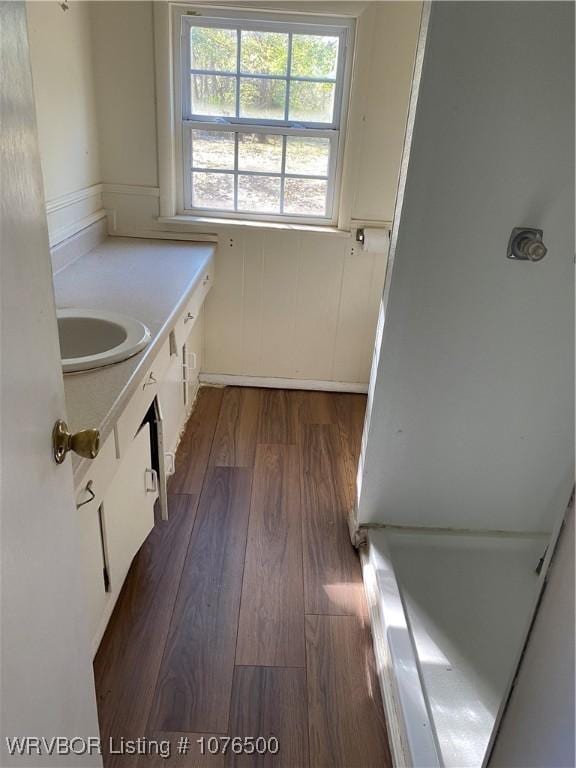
left=94, top=387, right=390, bottom=768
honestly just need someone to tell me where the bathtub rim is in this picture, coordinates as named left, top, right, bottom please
left=361, top=535, right=442, bottom=768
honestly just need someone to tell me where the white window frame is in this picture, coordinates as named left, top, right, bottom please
left=171, top=6, right=355, bottom=226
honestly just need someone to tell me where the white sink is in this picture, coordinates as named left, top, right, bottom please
left=57, top=309, right=151, bottom=373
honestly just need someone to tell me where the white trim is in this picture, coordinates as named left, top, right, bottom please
left=51, top=217, right=107, bottom=275
left=199, top=373, right=368, bottom=393
left=45, top=183, right=103, bottom=215
left=351, top=218, right=393, bottom=230
left=109, top=230, right=219, bottom=244
left=157, top=213, right=351, bottom=235
left=171, top=3, right=361, bottom=21
left=102, top=184, right=160, bottom=197
left=155, top=1, right=177, bottom=218
left=49, top=209, right=107, bottom=248
left=171, top=5, right=354, bottom=225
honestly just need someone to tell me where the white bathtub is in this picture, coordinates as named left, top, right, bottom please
left=361, top=528, right=547, bottom=768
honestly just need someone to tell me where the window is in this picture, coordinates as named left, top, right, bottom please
left=177, top=11, right=353, bottom=223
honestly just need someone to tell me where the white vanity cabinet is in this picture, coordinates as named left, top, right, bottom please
left=75, top=423, right=157, bottom=651
left=159, top=307, right=205, bottom=467
left=158, top=261, right=212, bottom=466
left=73, top=255, right=214, bottom=654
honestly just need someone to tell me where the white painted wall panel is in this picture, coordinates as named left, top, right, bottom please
left=240, top=231, right=264, bottom=374
left=333, top=242, right=388, bottom=382
left=198, top=226, right=386, bottom=384
left=259, top=232, right=300, bottom=378
left=293, top=234, right=346, bottom=380
left=204, top=237, right=245, bottom=374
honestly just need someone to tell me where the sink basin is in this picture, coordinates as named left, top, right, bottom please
left=57, top=309, right=151, bottom=373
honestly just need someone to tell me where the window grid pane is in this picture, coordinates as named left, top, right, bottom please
left=190, top=27, right=237, bottom=72
left=189, top=127, right=331, bottom=216
left=187, top=27, right=340, bottom=125
left=184, top=18, right=346, bottom=219
left=240, top=30, right=289, bottom=76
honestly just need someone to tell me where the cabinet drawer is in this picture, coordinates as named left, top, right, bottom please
left=174, top=261, right=214, bottom=349
left=195, top=260, right=214, bottom=310
left=116, top=337, right=171, bottom=457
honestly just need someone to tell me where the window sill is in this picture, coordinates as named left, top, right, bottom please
left=156, top=214, right=353, bottom=237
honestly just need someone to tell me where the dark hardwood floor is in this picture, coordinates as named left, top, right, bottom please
left=94, top=387, right=391, bottom=768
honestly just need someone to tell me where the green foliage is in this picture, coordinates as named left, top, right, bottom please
left=190, top=27, right=338, bottom=121
left=291, top=34, right=338, bottom=78
left=191, top=27, right=236, bottom=72
left=241, top=30, right=288, bottom=75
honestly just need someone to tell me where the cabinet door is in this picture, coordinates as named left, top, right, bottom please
left=159, top=347, right=186, bottom=456
left=77, top=501, right=111, bottom=652
left=74, top=433, right=118, bottom=649
left=103, top=422, right=156, bottom=594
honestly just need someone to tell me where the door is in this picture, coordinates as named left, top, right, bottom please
left=158, top=345, right=186, bottom=458
left=103, top=423, right=157, bottom=595
left=0, top=4, right=101, bottom=766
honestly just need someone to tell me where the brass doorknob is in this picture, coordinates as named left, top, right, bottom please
left=53, top=419, right=100, bottom=464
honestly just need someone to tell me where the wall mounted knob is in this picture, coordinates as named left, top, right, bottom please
left=53, top=419, right=100, bottom=464
left=507, top=227, right=548, bottom=262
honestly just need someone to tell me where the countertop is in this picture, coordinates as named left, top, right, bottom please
left=53, top=236, right=215, bottom=481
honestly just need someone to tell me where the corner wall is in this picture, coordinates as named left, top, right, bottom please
left=27, top=1, right=105, bottom=249
left=89, top=1, right=422, bottom=387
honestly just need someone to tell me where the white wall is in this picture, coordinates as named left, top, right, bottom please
left=90, top=1, right=158, bottom=188
left=351, top=2, right=423, bottom=223
left=357, top=1, right=574, bottom=531
left=203, top=228, right=388, bottom=384
left=27, top=1, right=105, bottom=247
left=489, top=502, right=575, bottom=768
left=89, top=1, right=422, bottom=386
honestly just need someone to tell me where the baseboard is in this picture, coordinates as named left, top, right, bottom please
left=199, top=373, right=368, bottom=393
